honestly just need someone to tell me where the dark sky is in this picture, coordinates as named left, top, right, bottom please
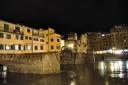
left=0, top=0, right=128, bottom=35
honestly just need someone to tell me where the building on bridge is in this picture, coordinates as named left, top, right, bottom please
left=0, top=20, right=62, bottom=54
left=65, top=32, right=87, bottom=53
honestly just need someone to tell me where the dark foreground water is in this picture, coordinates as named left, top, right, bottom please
left=1, top=60, right=128, bottom=85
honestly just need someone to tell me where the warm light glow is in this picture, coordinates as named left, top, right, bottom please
left=98, top=61, right=105, bottom=71
left=102, top=34, right=105, bottom=37
left=99, top=51, right=103, bottom=54
left=102, top=50, right=107, bottom=53
left=70, top=80, right=76, bottom=85
left=6, top=45, right=10, bottom=50
left=112, top=47, right=116, bottom=50
left=110, top=61, right=123, bottom=72
left=67, top=43, right=74, bottom=49
left=108, top=49, right=113, bottom=53
left=113, top=50, right=123, bottom=54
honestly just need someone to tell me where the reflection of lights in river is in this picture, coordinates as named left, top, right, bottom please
left=97, top=61, right=127, bottom=78
left=70, top=80, right=76, bottom=85
left=126, top=61, right=128, bottom=70
left=110, top=61, right=123, bottom=72
left=98, top=61, right=106, bottom=76
left=98, top=61, right=106, bottom=71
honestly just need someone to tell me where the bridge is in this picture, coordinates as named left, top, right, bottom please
left=0, top=47, right=87, bottom=74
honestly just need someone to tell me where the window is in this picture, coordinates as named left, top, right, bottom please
left=26, top=44, right=32, bottom=50
left=40, top=46, right=44, bottom=50
left=37, top=38, right=39, bottom=41
left=40, top=39, right=44, bottom=42
left=18, top=45, right=21, bottom=50
left=34, top=38, right=38, bottom=41
left=16, top=35, right=19, bottom=39
left=25, top=36, right=28, bottom=40
left=18, top=45, right=24, bottom=50
left=6, top=34, right=11, bottom=39
left=27, top=29, right=30, bottom=33
left=35, top=46, right=38, bottom=50
left=11, top=45, right=14, bottom=50
left=51, top=46, right=54, bottom=49
left=5, top=45, right=11, bottom=50
left=51, top=39, right=53, bottom=42
left=57, top=39, right=60, bottom=42
left=0, top=44, right=4, bottom=50
left=29, top=37, right=32, bottom=40
left=21, top=45, right=24, bottom=50
left=56, top=46, right=60, bottom=49
left=14, top=45, right=19, bottom=50
left=21, top=36, right=24, bottom=40
left=0, top=32, right=4, bottom=38
left=4, top=24, right=9, bottom=32
left=15, top=26, right=20, bottom=32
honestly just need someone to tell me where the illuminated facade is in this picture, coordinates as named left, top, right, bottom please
left=99, top=33, right=111, bottom=50
left=87, top=32, right=111, bottom=54
left=0, top=20, right=61, bottom=54
left=87, top=32, right=101, bottom=53
left=111, top=25, right=128, bottom=50
left=65, top=33, right=87, bottom=53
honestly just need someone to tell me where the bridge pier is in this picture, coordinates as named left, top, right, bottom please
left=60, top=52, right=86, bottom=64
left=0, top=52, right=60, bottom=74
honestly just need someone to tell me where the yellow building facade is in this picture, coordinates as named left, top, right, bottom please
left=111, top=25, right=128, bottom=50
left=0, top=20, right=61, bottom=54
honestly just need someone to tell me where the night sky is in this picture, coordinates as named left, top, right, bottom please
left=0, top=0, right=128, bottom=35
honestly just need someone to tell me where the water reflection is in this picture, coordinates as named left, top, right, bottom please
left=70, top=79, right=76, bottom=85
left=0, top=62, right=128, bottom=85
left=96, top=60, right=128, bottom=78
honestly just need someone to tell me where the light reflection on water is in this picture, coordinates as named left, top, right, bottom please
left=96, top=60, right=128, bottom=78
left=1, top=61, right=128, bottom=85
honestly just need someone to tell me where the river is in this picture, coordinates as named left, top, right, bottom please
left=0, top=60, right=128, bottom=85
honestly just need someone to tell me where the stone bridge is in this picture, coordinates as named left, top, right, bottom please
left=0, top=52, right=60, bottom=74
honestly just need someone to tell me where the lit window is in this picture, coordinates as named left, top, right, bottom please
left=21, top=45, right=24, bottom=50
left=14, top=45, right=19, bottom=50
left=26, top=44, right=32, bottom=50
left=5, top=45, right=11, bottom=50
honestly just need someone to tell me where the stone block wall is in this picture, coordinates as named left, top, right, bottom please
left=0, top=52, right=60, bottom=74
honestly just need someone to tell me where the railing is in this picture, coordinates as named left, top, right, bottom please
left=0, top=27, right=24, bottom=35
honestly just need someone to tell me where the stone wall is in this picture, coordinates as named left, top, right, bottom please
left=60, top=52, right=86, bottom=64
left=0, top=52, right=60, bottom=74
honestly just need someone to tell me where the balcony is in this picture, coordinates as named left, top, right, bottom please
left=13, top=30, right=24, bottom=35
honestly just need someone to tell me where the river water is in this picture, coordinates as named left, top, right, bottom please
left=1, top=60, right=128, bottom=85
